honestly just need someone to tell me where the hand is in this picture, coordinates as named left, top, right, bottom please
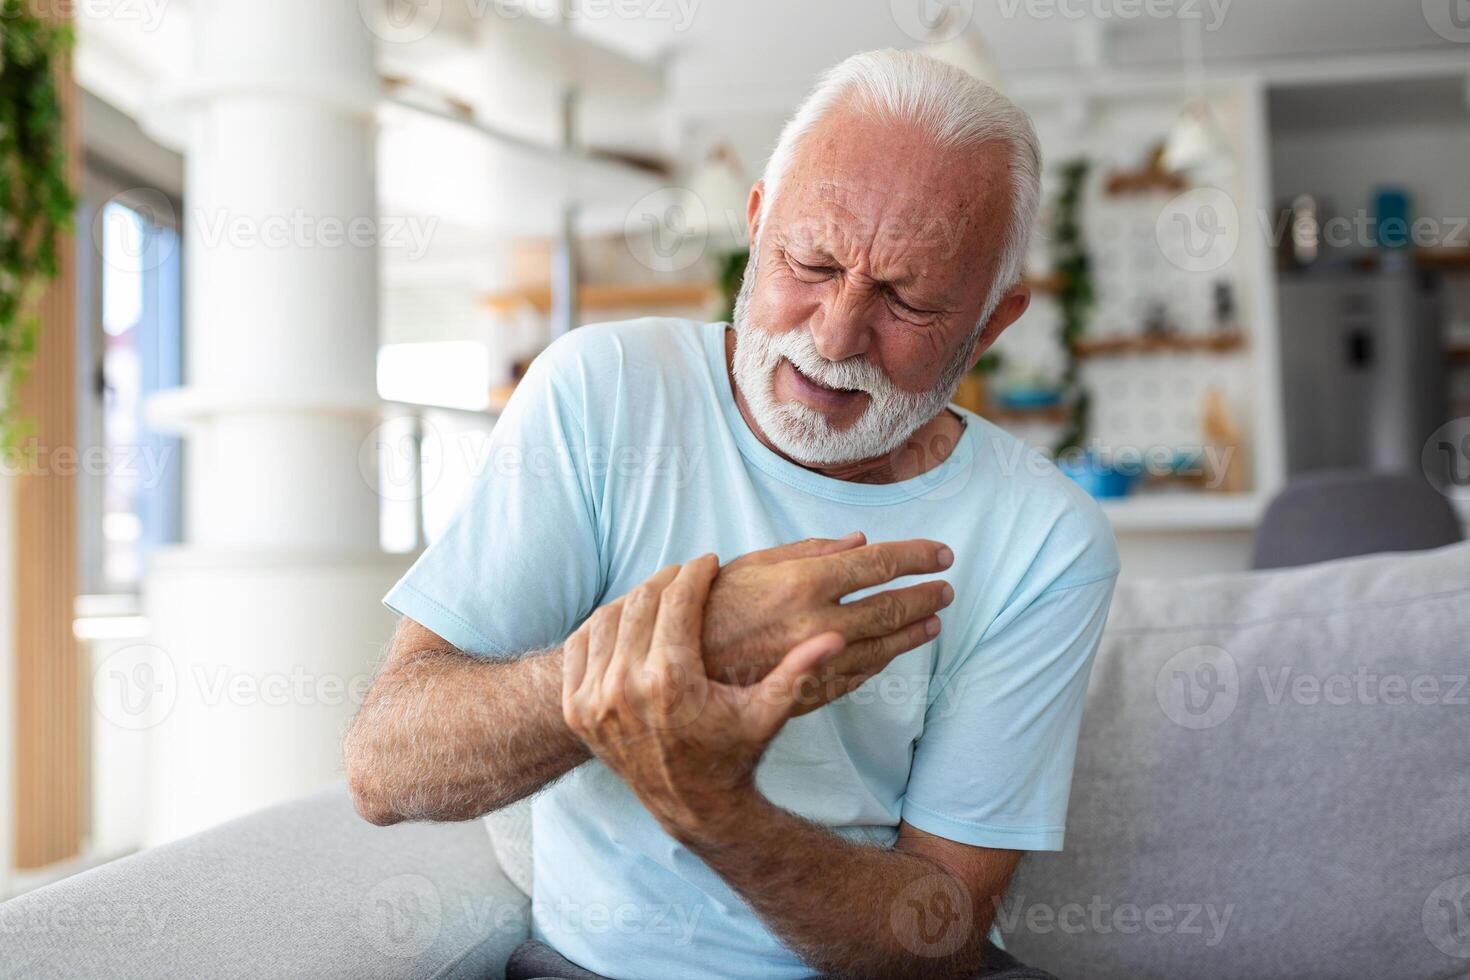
left=703, top=534, right=954, bottom=714
left=562, top=555, right=848, bottom=832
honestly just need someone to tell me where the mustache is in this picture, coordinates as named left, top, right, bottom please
left=765, top=330, right=894, bottom=398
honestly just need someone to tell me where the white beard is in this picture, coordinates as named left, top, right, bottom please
left=730, top=241, right=975, bottom=467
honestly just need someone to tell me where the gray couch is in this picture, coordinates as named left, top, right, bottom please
left=5, top=542, right=1469, bottom=979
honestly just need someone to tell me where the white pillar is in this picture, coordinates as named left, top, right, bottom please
left=143, top=0, right=408, bottom=844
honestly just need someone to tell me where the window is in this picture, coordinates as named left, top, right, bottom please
left=78, top=173, right=184, bottom=596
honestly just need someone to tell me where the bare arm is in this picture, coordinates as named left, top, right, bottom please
left=343, top=617, right=584, bottom=825
left=347, top=535, right=952, bottom=827
left=674, top=800, right=1020, bottom=979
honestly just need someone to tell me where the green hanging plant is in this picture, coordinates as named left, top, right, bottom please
left=1052, top=157, right=1094, bottom=455
left=0, top=2, right=77, bottom=451
left=713, top=248, right=748, bottom=324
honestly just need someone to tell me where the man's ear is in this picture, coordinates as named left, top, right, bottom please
left=965, top=283, right=1032, bottom=371
left=746, top=180, right=765, bottom=244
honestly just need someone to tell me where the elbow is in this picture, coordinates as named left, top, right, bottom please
left=344, top=730, right=403, bottom=827
left=350, top=781, right=403, bottom=827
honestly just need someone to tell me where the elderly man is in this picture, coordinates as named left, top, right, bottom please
left=346, top=49, right=1117, bottom=980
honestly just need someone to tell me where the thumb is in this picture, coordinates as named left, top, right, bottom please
left=747, top=631, right=845, bottom=735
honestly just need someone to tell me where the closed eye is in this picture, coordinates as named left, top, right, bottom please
left=790, top=257, right=838, bottom=279
left=885, top=287, right=940, bottom=319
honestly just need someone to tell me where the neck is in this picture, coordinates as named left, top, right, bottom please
left=724, top=327, right=963, bottom=485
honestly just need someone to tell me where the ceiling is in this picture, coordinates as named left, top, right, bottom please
left=570, top=0, right=1468, bottom=118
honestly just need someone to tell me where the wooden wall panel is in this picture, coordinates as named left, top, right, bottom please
left=12, top=8, right=83, bottom=870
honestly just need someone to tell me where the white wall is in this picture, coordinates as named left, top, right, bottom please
left=1271, top=120, right=1470, bottom=229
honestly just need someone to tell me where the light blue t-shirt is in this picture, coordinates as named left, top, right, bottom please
left=385, top=318, right=1119, bottom=980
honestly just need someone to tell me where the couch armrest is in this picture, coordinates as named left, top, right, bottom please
left=0, top=784, right=530, bottom=980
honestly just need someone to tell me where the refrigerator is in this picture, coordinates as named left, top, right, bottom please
left=1277, top=267, right=1445, bottom=475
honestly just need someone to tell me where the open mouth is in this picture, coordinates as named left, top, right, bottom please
left=789, top=361, right=860, bottom=395
left=780, top=358, right=868, bottom=412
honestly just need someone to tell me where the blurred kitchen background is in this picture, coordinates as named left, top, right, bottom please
left=2, top=0, right=1468, bottom=896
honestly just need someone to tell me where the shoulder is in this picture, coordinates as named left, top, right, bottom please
left=961, top=413, right=1120, bottom=592
left=513, top=317, right=718, bottom=441
left=532, top=317, right=710, bottom=387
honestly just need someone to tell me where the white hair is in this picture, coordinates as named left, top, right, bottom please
left=760, top=49, right=1043, bottom=325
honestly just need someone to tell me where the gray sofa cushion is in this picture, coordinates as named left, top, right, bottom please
left=0, top=785, right=529, bottom=980
left=1003, top=542, right=1470, bottom=979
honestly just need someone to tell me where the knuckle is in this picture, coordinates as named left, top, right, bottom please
left=790, top=612, right=822, bottom=639
left=662, top=582, right=696, bottom=609
left=872, top=594, right=906, bottom=632
left=774, top=576, right=808, bottom=604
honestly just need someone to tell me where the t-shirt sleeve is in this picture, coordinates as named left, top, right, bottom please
left=382, top=339, right=604, bottom=658
left=900, top=572, right=1116, bottom=852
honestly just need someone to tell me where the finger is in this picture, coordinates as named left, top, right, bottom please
left=583, top=605, right=623, bottom=693
left=729, top=532, right=866, bottom=568
left=611, top=564, right=680, bottom=674
left=651, top=554, right=720, bottom=670
left=748, top=631, right=846, bottom=735
left=836, top=580, right=954, bottom=640
left=561, top=629, right=589, bottom=707
left=788, top=616, right=943, bottom=717
left=811, top=540, right=954, bottom=597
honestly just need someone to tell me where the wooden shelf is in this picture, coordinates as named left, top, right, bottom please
left=1071, top=331, right=1247, bottom=358
left=1353, top=247, right=1470, bottom=274
left=483, top=282, right=718, bottom=314
left=1023, top=272, right=1066, bottom=295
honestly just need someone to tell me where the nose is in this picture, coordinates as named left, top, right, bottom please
left=808, top=286, right=874, bottom=362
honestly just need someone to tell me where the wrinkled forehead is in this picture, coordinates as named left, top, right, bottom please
left=765, top=108, right=1015, bottom=275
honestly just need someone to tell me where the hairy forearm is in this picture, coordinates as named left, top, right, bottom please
left=344, top=646, right=586, bottom=825
left=668, top=793, right=994, bottom=980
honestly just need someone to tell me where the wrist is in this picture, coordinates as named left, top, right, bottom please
left=658, top=780, right=769, bottom=848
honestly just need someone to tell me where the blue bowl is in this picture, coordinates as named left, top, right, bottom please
left=1057, top=455, right=1140, bottom=499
